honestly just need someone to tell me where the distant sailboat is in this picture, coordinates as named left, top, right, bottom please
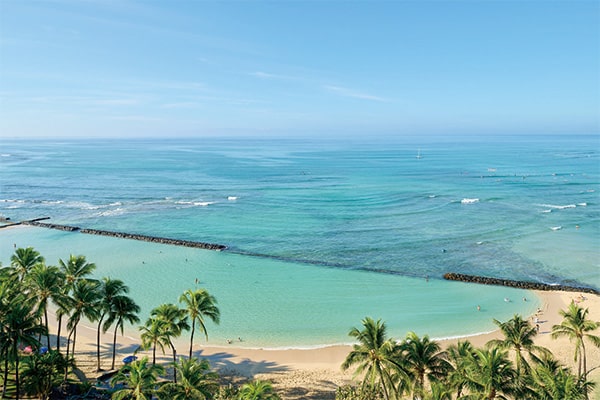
left=416, top=149, right=422, bottom=159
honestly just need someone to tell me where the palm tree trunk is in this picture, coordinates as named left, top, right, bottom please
left=581, top=340, right=587, bottom=378
left=189, top=320, right=196, bottom=359
left=171, top=342, right=178, bottom=384
left=376, top=364, right=390, bottom=400
left=96, top=313, right=105, bottom=371
left=14, top=343, right=20, bottom=400
left=44, top=307, right=51, bottom=349
left=56, top=315, right=62, bottom=353
left=64, top=329, right=73, bottom=381
left=152, top=341, right=157, bottom=365
left=72, top=325, right=78, bottom=359
left=111, top=322, right=119, bottom=370
left=2, top=353, right=9, bottom=399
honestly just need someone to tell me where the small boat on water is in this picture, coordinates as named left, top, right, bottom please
left=416, top=149, right=422, bottom=159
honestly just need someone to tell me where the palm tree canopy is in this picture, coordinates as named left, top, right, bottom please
left=552, top=302, right=600, bottom=345
left=157, top=358, right=219, bottom=400
left=462, top=346, right=516, bottom=399
left=111, top=357, right=165, bottom=400
left=179, top=288, right=220, bottom=339
left=488, top=314, right=551, bottom=373
left=25, top=264, right=63, bottom=310
left=238, top=380, right=280, bottom=400
left=58, top=254, right=96, bottom=286
left=67, top=279, right=102, bottom=330
left=399, top=331, right=449, bottom=390
left=105, top=296, right=141, bottom=334
left=11, top=247, right=44, bottom=279
left=341, top=317, right=404, bottom=400
left=150, top=303, right=190, bottom=339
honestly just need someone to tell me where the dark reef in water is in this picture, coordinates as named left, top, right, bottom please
left=444, top=272, right=600, bottom=295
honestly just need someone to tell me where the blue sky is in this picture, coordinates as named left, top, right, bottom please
left=0, top=0, right=598, bottom=138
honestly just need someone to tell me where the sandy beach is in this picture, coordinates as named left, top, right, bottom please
left=56, top=289, right=600, bottom=399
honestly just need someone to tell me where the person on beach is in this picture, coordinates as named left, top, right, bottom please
left=477, top=305, right=481, bottom=311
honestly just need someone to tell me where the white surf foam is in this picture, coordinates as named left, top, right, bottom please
left=461, top=198, right=479, bottom=204
left=537, top=203, right=576, bottom=209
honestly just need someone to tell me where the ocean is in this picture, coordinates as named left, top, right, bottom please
left=1, top=135, right=598, bottom=348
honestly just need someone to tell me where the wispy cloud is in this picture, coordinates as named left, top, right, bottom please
left=324, top=85, right=387, bottom=102
left=249, top=71, right=298, bottom=81
left=109, top=115, right=163, bottom=122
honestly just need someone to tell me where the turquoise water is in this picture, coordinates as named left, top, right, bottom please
left=1, top=135, right=598, bottom=347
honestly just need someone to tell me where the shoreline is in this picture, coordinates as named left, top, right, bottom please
left=49, top=289, right=599, bottom=399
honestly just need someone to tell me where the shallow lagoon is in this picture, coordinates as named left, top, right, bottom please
left=1, top=226, right=540, bottom=348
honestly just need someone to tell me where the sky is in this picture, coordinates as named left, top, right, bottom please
left=0, top=0, right=598, bottom=139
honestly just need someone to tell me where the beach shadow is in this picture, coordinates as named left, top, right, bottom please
left=195, top=350, right=289, bottom=378
left=278, top=379, right=339, bottom=400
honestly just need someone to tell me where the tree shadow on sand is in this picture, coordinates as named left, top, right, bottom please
left=195, top=349, right=289, bottom=379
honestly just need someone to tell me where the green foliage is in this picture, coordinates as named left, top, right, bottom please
left=336, top=384, right=384, bottom=400
left=237, top=379, right=280, bottom=400
left=20, top=350, right=70, bottom=400
left=111, top=356, right=165, bottom=400
left=180, top=288, right=221, bottom=359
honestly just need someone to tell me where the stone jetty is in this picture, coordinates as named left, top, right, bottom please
left=443, top=272, right=599, bottom=295
left=17, top=218, right=227, bottom=251
left=22, top=219, right=80, bottom=232
left=79, top=228, right=226, bottom=250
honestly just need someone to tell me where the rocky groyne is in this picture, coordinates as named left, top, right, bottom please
left=22, top=219, right=80, bottom=232
left=78, top=228, right=227, bottom=251
left=443, top=272, right=599, bottom=295
left=16, top=218, right=227, bottom=251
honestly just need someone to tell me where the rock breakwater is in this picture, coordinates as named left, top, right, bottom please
left=443, top=272, right=599, bottom=295
left=78, top=228, right=227, bottom=250
left=17, top=218, right=227, bottom=251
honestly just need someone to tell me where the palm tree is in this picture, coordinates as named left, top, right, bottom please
left=11, top=247, right=44, bottom=281
left=20, top=350, right=70, bottom=400
left=25, top=263, right=64, bottom=349
left=423, top=382, right=453, bottom=400
left=139, top=317, right=171, bottom=366
left=341, top=317, right=405, bottom=400
left=65, top=279, right=101, bottom=370
left=446, top=340, right=475, bottom=398
left=105, top=295, right=140, bottom=370
left=399, top=332, right=449, bottom=399
left=156, top=357, right=219, bottom=400
left=2, top=294, right=47, bottom=400
left=59, top=254, right=97, bottom=286
left=551, top=301, right=600, bottom=379
left=487, top=314, right=551, bottom=378
left=0, top=274, right=20, bottom=398
left=238, top=380, right=281, bottom=400
left=149, top=303, right=190, bottom=383
left=527, top=354, right=594, bottom=400
left=462, top=346, right=516, bottom=400
left=111, top=356, right=165, bottom=400
left=96, top=278, right=130, bottom=371
left=179, top=288, right=220, bottom=359
left=56, top=254, right=96, bottom=352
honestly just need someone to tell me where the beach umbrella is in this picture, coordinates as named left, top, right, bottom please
left=122, top=355, right=137, bottom=364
